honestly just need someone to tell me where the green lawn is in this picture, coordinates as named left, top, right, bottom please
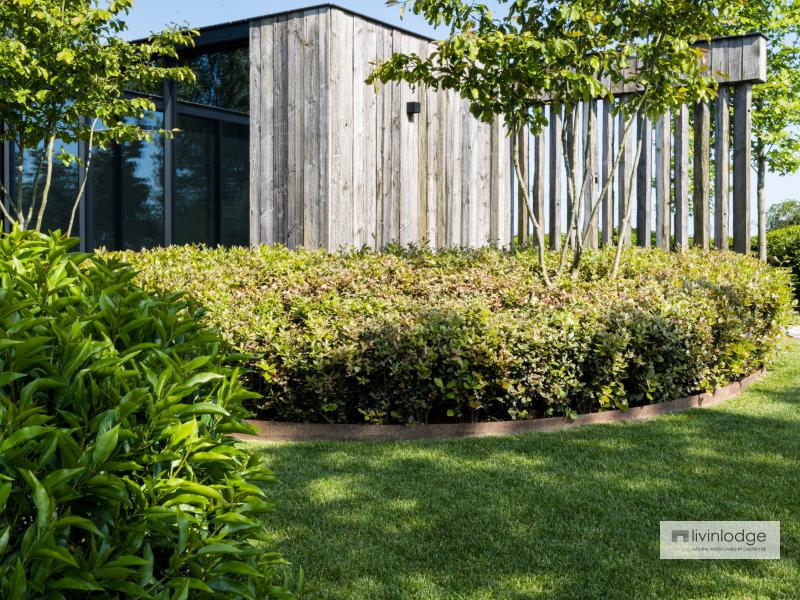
left=259, top=339, right=800, bottom=600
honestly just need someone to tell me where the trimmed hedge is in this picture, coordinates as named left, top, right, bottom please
left=0, top=232, right=298, bottom=598
left=118, top=245, right=794, bottom=425
left=764, top=225, right=800, bottom=301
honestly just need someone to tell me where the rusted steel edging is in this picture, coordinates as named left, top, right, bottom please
left=238, top=370, right=765, bottom=443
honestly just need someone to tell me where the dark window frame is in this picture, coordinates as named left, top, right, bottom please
left=1, top=35, right=250, bottom=250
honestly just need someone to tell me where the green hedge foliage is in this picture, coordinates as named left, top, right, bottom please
left=764, top=225, right=800, bottom=301
left=0, top=232, right=298, bottom=599
left=119, top=245, right=794, bottom=425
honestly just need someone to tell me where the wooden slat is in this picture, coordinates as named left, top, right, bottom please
left=618, top=104, right=633, bottom=247
left=583, top=100, right=599, bottom=249
left=714, top=86, right=730, bottom=250
left=478, top=120, right=492, bottom=245
left=693, top=102, right=711, bottom=250
left=654, top=112, right=671, bottom=250
left=272, top=16, right=288, bottom=245
left=302, top=10, right=321, bottom=248
left=516, top=127, right=530, bottom=244
left=362, top=21, right=379, bottom=249
left=328, top=9, right=354, bottom=250
left=286, top=15, right=304, bottom=249
left=674, top=105, right=690, bottom=251
left=258, top=19, right=276, bottom=246
left=564, top=106, right=577, bottom=239
left=316, top=9, right=330, bottom=250
left=461, top=102, right=476, bottom=246
left=741, top=35, right=767, bottom=82
left=601, top=99, right=613, bottom=246
left=533, top=129, right=546, bottom=239
left=636, top=113, right=652, bottom=248
left=351, top=16, right=366, bottom=248
left=249, top=21, right=262, bottom=246
left=435, top=89, right=447, bottom=248
left=447, top=92, right=463, bottom=247
left=548, top=104, right=562, bottom=251
left=425, top=76, right=440, bottom=248
left=733, top=83, right=752, bottom=254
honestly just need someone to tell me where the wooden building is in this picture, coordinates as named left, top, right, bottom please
left=248, top=6, right=511, bottom=251
left=1, top=4, right=766, bottom=255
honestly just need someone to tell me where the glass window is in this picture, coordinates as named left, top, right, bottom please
left=174, top=114, right=217, bottom=245
left=220, top=122, right=250, bottom=247
left=88, top=143, right=118, bottom=250
left=121, top=112, right=165, bottom=250
left=178, top=47, right=249, bottom=113
left=17, top=140, right=79, bottom=235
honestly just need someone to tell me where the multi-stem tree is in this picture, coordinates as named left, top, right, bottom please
left=370, top=0, right=742, bottom=282
left=0, top=0, right=196, bottom=233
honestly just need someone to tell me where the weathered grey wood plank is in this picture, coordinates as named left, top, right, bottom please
left=618, top=103, right=633, bottom=247
left=565, top=105, right=577, bottom=241
left=302, top=10, right=320, bottom=248
left=286, top=14, right=304, bottom=249
left=533, top=128, right=546, bottom=240
left=601, top=100, right=614, bottom=246
left=693, top=102, right=711, bottom=250
left=636, top=113, right=652, bottom=248
left=249, top=21, right=262, bottom=246
left=733, top=83, right=752, bottom=254
left=362, top=20, right=379, bottom=249
left=714, top=86, right=730, bottom=250
left=516, top=127, right=529, bottom=244
left=654, top=112, right=671, bottom=250
left=317, top=9, right=330, bottom=250
left=351, top=15, right=366, bottom=248
left=583, top=100, right=599, bottom=249
left=674, top=105, right=690, bottom=251
left=548, top=104, right=562, bottom=250
left=272, top=16, right=288, bottom=245
left=328, top=9, right=354, bottom=250
left=398, top=33, right=418, bottom=246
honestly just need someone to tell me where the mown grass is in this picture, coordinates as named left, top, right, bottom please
left=259, top=339, right=800, bottom=600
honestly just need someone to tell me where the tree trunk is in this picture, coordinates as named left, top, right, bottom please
left=757, top=152, right=767, bottom=262
left=35, top=135, right=57, bottom=233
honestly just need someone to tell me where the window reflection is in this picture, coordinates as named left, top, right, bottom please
left=175, top=114, right=216, bottom=245
left=121, top=112, right=165, bottom=250
left=178, top=47, right=249, bottom=113
left=18, top=140, right=79, bottom=234
left=220, top=122, right=249, bottom=246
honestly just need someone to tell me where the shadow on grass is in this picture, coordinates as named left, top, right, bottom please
left=260, top=349, right=800, bottom=600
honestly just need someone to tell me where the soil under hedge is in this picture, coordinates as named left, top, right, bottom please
left=117, top=245, right=794, bottom=425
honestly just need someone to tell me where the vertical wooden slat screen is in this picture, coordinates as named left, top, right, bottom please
left=250, top=9, right=765, bottom=256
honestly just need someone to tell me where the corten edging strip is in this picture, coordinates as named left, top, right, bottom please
left=237, top=369, right=766, bottom=443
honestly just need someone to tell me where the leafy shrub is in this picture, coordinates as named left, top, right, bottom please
left=763, top=225, right=800, bottom=301
left=119, top=244, right=794, bottom=425
left=0, top=232, right=297, bottom=599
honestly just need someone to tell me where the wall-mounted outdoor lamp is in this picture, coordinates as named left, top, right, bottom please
left=406, top=101, right=421, bottom=122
